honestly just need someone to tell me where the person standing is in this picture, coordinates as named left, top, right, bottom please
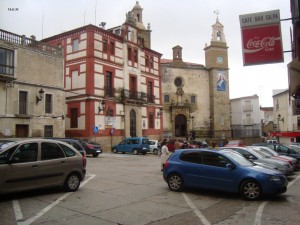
left=174, top=139, right=180, bottom=150
left=160, top=143, right=170, bottom=171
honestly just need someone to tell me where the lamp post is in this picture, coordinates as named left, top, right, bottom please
left=277, top=114, right=284, bottom=143
left=191, top=116, right=195, bottom=140
left=209, top=116, right=213, bottom=139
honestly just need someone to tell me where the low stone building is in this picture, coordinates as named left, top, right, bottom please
left=0, top=29, right=64, bottom=138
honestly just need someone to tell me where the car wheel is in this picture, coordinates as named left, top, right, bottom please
left=112, top=148, right=118, bottom=153
left=92, top=153, right=99, bottom=157
left=153, top=149, right=158, bottom=155
left=168, top=173, right=184, bottom=192
left=64, top=173, right=81, bottom=192
left=133, top=149, right=138, bottom=155
left=240, top=179, right=261, bottom=200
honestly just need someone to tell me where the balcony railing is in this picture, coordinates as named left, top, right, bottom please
left=105, top=88, right=116, bottom=98
left=0, top=29, right=62, bottom=57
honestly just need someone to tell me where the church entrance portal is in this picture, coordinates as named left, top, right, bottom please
left=175, top=114, right=187, bottom=137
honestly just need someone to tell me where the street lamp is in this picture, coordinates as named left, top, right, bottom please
left=191, top=116, right=195, bottom=140
left=209, top=116, right=213, bottom=139
left=98, top=100, right=106, bottom=114
left=36, top=88, right=44, bottom=105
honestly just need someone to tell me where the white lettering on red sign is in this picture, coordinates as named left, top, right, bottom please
left=244, top=36, right=280, bottom=53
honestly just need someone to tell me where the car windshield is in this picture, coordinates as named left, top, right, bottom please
left=252, top=149, right=270, bottom=158
left=288, top=145, right=300, bottom=153
left=222, top=151, right=254, bottom=167
left=254, top=148, right=274, bottom=157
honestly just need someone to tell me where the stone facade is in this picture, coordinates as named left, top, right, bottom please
left=0, top=30, right=64, bottom=137
left=161, top=17, right=231, bottom=141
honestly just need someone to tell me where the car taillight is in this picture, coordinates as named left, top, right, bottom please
left=82, top=155, right=87, bottom=168
left=165, top=160, right=169, bottom=169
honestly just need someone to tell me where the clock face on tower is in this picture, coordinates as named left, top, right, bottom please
left=217, top=56, right=223, bottom=64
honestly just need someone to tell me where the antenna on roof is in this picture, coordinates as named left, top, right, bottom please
left=95, top=0, right=97, bottom=25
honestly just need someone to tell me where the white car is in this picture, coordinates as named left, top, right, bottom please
left=149, top=140, right=161, bottom=155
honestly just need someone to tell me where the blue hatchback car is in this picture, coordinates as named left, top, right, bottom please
left=163, top=149, right=287, bottom=200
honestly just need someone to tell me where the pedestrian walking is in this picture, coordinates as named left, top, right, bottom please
left=160, top=143, right=170, bottom=171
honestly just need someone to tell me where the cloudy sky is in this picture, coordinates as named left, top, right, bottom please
left=0, top=0, right=291, bottom=107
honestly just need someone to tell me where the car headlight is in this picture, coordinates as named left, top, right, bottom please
left=269, top=175, right=281, bottom=182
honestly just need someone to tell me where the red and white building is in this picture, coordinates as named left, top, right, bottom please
left=43, top=2, right=163, bottom=150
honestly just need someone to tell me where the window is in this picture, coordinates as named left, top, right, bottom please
left=0, top=48, right=14, bottom=75
left=297, top=117, right=300, bottom=129
left=58, top=144, right=76, bottom=157
left=70, top=108, right=78, bottom=128
left=180, top=151, right=202, bottom=164
left=44, top=125, right=53, bottom=137
left=103, top=40, right=107, bottom=53
left=191, top=95, right=196, bottom=103
left=128, top=47, right=132, bottom=61
left=149, top=112, right=154, bottom=128
left=41, top=142, right=65, bottom=160
left=202, top=152, right=229, bottom=167
left=73, top=39, right=79, bottom=52
left=134, top=49, right=138, bottom=62
left=105, top=71, right=114, bottom=97
left=13, top=143, right=38, bottom=163
left=164, top=95, right=169, bottom=102
left=110, top=42, right=115, bottom=55
left=147, top=81, right=154, bottom=102
left=174, top=77, right=182, bottom=87
left=19, top=91, right=27, bottom=115
left=145, top=55, right=149, bottom=67
left=150, top=56, right=154, bottom=68
left=45, top=94, right=52, bottom=114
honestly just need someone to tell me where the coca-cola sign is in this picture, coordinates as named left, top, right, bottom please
left=240, top=10, right=283, bottom=66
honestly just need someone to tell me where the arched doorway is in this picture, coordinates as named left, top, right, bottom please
left=175, top=114, right=187, bottom=137
left=130, top=109, right=137, bottom=137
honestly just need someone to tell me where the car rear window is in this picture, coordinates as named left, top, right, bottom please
left=59, top=143, right=76, bottom=157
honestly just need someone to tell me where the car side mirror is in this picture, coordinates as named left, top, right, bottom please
left=226, top=163, right=235, bottom=169
left=248, top=156, right=254, bottom=161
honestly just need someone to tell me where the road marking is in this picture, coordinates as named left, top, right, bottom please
left=14, top=174, right=96, bottom=225
left=182, top=193, right=211, bottom=225
left=253, top=173, right=300, bottom=225
left=13, top=200, right=23, bottom=221
left=253, top=201, right=268, bottom=225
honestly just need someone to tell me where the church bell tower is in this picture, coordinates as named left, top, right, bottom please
left=204, top=16, right=231, bottom=140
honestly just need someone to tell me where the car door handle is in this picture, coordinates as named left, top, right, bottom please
left=61, top=160, right=66, bottom=164
left=32, top=165, right=38, bottom=168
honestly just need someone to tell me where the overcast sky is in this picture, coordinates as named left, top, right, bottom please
left=0, top=0, right=291, bottom=107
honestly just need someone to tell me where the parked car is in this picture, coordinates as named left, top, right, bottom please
left=112, top=137, right=150, bottom=155
left=189, top=140, right=209, bottom=148
left=149, top=140, right=161, bottom=155
left=166, top=138, right=198, bottom=151
left=0, top=139, right=86, bottom=195
left=222, top=147, right=294, bottom=176
left=225, top=140, right=245, bottom=147
left=248, top=146, right=299, bottom=171
left=253, top=143, right=300, bottom=161
left=163, top=149, right=287, bottom=200
left=79, top=139, right=102, bottom=157
left=47, top=138, right=86, bottom=157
